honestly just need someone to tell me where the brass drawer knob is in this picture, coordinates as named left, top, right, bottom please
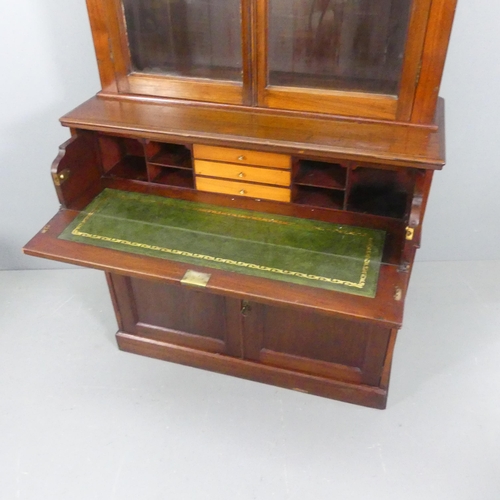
left=238, top=172, right=245, bottom=178
left=239, top=189, right=246, bottom=195
left=238, top=155, right=246, bottom=161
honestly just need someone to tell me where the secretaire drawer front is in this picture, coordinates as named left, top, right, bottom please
left=196, top=177, right=291, bottom=202
left=194, top=160, right=291, bottom=186
left=193, top=144, right=291, bottom=170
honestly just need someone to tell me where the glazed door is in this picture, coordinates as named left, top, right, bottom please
left=103, top=0, right=251, bottom=105
left=257, top=0, right=432, bottom=120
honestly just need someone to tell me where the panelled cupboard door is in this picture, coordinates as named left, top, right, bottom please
left=108, top=276, right=391, bottom=386
left=102, top=0, right=251, bottom=105
left=109, top=275, right=245, bottom=357
left=257, top=0, right=433, bottom=120
left=241, top=301, right=391, bottom=386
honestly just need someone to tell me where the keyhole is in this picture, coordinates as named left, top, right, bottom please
left=241, top=301, right=251, bottom=316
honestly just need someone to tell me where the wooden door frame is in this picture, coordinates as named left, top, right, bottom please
left=87, top=0, right=251, bottom=105
left=256, top=0, right=436, bottom=121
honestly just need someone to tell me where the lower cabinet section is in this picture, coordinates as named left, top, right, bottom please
left=107, top=272, right=397, bottom=409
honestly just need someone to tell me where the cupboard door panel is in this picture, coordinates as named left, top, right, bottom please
left=125, top=278, right=241, bottom=356
left=132, top=279, right=225, bottom=341
left=243, top=302, right=390, bottom=385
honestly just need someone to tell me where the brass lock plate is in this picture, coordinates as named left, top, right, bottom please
left=180, top=270, right=211, bottom=288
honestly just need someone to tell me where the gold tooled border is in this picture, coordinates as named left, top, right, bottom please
left=69, top=190, right=378, bottom=289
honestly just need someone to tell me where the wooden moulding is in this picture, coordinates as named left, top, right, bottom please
left=60, top=96, right=446, bottom=169
left=262, top=87, right=399, bottom=121
left=127, top=74, right=244, bottom=106
left=85, top=0, right=117, bottom=92
left=411, top=0, right=459, bottom=124
left=396, top=0, right=434, bottom=121
left=115, top=332, right=391, bottom=409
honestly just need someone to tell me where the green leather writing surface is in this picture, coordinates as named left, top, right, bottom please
left=59, top=189, right=385, bottom=297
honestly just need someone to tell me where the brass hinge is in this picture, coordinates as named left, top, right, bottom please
left=52, top=169, right=71, bottom=186
left=405, top=227, right=415, bottom=241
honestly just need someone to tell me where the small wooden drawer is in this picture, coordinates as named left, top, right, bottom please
left=196, top=177, right=291, bottom=202
left=194, top=160, right=291, bottom=186
left=193, top=144, right=291, bottom=170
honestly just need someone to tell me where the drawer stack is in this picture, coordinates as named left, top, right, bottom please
left=193, top=145, right=291, bottom=202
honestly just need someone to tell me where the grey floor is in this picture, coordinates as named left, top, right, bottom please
left=1, top=262, right=499, bottom=499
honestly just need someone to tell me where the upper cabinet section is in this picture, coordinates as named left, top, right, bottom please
left=87, top=0, right=457, bottom=124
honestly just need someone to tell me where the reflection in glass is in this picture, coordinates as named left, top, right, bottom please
left=268, top=0, right=413, bottom=95
left=121, top=0, right=242, bottom=81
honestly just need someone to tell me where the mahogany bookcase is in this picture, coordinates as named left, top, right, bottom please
left=24, top=0, right=457, bottom=408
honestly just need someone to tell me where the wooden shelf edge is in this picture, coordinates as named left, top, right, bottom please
left=96, top=90, right=440, bottom=130
left=60, top=96, right=446, bottom=169
left=148, top=165, right=194, bottom=172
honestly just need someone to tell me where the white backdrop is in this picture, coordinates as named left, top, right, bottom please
left=1, top=0, right=499, bottom=270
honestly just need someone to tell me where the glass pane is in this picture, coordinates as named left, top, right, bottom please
left=121, top=0, right=243, bottom=81
left=268, top=0, right=413, bottom=95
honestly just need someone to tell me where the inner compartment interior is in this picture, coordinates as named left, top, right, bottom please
left=292, top=158, right=414, bottom=219
left=94, top=132, right=416, bottom=222
left=347, top=166, right=414, bottom=219
left=98, top=134, right=195, bottom=189
left=98, top=135, right=148, bottom=181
